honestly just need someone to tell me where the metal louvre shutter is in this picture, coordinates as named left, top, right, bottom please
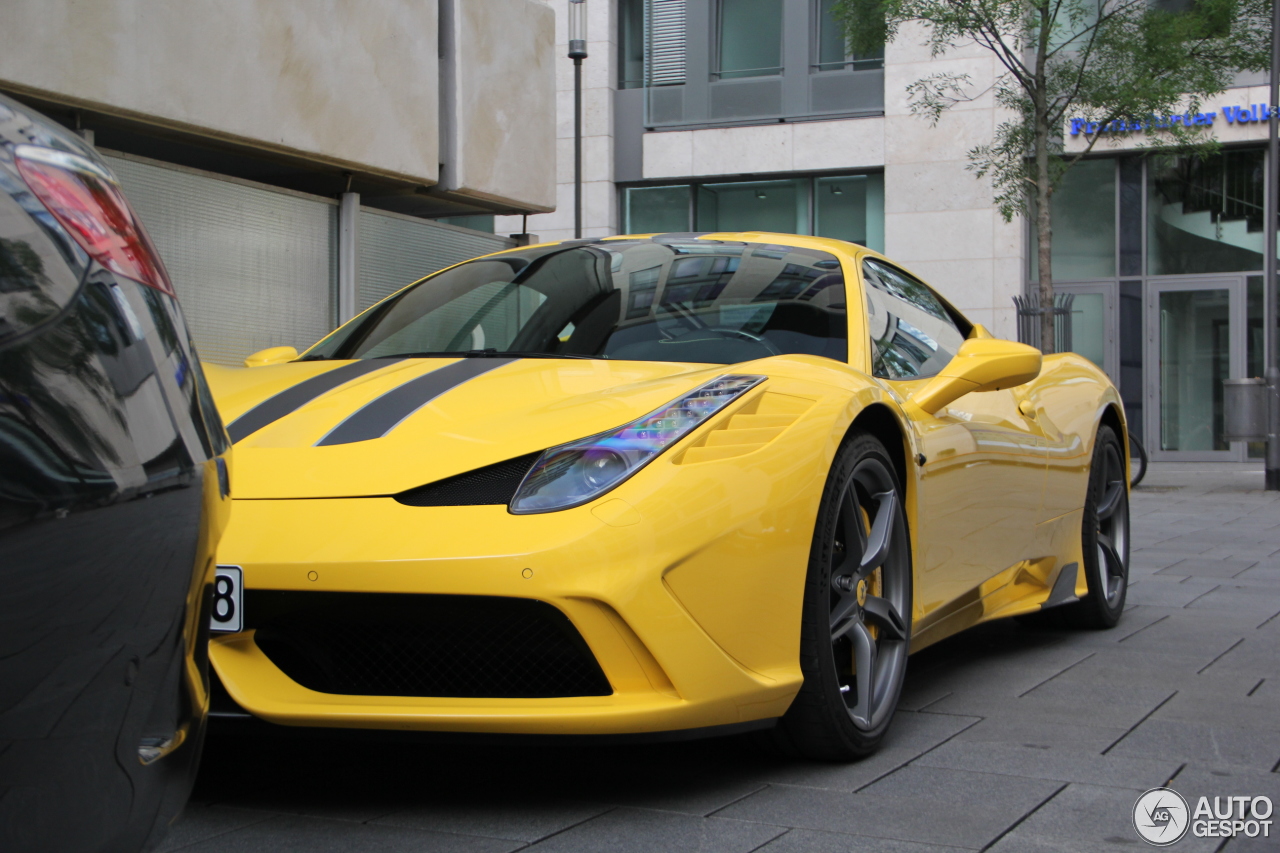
left=646, top=0, right=686, bottom=86
left=104, top=153, right=337, bottom=366
left=357, top=209, right=514, bottom=311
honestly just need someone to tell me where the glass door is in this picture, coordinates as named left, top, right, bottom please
left=1145, top=278, right=1246, bottom=461
left=1056, top=282, right=1117, bottom=384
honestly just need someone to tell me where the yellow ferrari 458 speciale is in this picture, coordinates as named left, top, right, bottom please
left=203, top=232, right=1129, bottom=760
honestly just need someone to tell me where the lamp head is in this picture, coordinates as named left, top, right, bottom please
left=568, top=0, right=588, bottom=59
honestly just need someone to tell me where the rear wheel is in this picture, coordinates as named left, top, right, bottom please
left=1062, top=425, right=1130, bottom=628
left=776, top=433, right=912, bottom=760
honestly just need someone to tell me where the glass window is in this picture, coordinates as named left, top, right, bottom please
left=1247, top=274, right=1268, bottom=458
left=1032, top=158, right=1116, bottom=281
left=815, top=174, right=884, bottom=252
left=717, top=0, right=783, bottom=79
left=1147, top=149, right=1266, bottom=275
left=815, top=0, right=884, bottom=70
left=435, top=215, right=494, bottom=233
left=339, top=261, right=546, bottom=358
left=1118, top=157, right=1143, bottom=275
left=305, top=240, right=848, bottom=365
left=624, top=175, right=882, bottom=244
left=625, top=186, right=690, bottom=233
left=1157, top=288, right=1230, bottom=451
left=1069, top=292, right=1106, bottom=369
left=1047, top=0, right=1101, bottom=52
left=1149, top=0, right=1196, bottom=13
left=863, top=259, right=967, bottom=379
left=696, top=180, right=804, bottom=233
left=619, top=0, right=645, bottom=89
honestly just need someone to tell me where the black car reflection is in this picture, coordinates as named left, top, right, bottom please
left=0, top=93, right=228, bottom=852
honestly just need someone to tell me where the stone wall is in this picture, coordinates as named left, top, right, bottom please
left=496, top=0, right=616, bottom=240
left=0, top=0, right=555, bottom=212
left=442, top=0, right=557, bottom=211
left=881, top=22, right=1022, bottom=339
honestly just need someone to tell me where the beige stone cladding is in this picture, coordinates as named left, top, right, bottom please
left=442, top=0, right=557, bottom=211
left=0, top=0, right=556, bottom=213
left=881, top=23, right=1021, bottom=339
left=497, top=0, right=616, bottom=240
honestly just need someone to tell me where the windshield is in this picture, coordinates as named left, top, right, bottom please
left=304, top=239, right=848, bottom=364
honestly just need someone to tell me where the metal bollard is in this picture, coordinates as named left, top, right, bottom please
left=1223, top=378, right=1269, bottom=442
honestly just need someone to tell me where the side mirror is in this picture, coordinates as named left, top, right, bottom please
left=909, top=338, right=1042, bottom=415
left=243, top=345, right=298, bottom=368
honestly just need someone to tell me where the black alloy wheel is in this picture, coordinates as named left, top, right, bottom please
left=1065, top=424, right=1130, bottom=628
left=776, top=432, right=912, bottom=760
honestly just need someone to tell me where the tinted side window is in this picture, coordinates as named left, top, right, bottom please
left=862, top=259, right=966, bottom=379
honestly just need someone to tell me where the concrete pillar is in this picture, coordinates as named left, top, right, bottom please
left=338, top=192, right=359, bottom=325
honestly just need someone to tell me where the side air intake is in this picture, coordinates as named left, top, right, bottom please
left=394, top=452, right=542, bottom=507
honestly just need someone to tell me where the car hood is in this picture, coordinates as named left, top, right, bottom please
left=204, top=357, right=754, bottom=499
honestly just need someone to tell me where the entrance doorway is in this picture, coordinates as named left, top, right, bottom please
left=1146, top=277, right=1247, bottom=461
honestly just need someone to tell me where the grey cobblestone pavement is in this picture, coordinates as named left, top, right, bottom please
left=166, top=463, right=1280, bottom=852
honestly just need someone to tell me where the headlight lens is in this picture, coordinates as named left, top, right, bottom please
left=509, top=374, right=765, bottom=513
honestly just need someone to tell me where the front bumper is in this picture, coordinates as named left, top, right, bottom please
left=210, top=490, right=815, bottom=734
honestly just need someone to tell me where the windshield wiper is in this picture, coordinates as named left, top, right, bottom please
left=375, top=349, right=601, bottom=360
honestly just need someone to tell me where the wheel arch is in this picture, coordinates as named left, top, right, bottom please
left=1099, top=401, right=1127, bottom=445
left=846, top=403, right=909, bottom=490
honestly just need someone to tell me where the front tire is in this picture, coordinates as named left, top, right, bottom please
left=1062, top=424, right=1130, bottom=628
left=776, top=432, right=912, bottom=760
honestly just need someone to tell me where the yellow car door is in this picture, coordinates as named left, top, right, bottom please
left=859, top=259, right=1046, bottom=614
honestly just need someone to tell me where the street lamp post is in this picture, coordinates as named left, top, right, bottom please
left=569, top=0, right=587, bottom=240
left=1268, top=0, right=1280, bottom=491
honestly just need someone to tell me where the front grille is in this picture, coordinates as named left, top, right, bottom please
left=395, top=452, right=542, bottom=507
left=248, top=591, right=612, bottom=698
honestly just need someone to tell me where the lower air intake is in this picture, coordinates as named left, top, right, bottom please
left=249, top=591, right=612, bottom=698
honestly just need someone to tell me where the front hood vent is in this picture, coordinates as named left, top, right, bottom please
left=394, top=451, right=542, bottom=507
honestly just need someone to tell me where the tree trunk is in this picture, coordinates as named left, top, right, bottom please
left=1035, top=117, right=1055, bottom=355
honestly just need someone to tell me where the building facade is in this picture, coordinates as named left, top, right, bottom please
left=0, top=0, right=557, bottom=365
left=497, top=0, right=1275, bottom=462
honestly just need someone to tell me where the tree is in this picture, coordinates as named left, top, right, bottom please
left=836, top=0, right=1271, bottom=352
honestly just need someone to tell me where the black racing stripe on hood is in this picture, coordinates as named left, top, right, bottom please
left=316, top=358, right=517, bottom=447
left=226, top=359, right=402, bottom=444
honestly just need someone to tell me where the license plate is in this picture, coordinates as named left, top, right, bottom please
left=210, top=565, right=243, bottom=632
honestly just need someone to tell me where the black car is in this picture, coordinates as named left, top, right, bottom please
left=0, top=93, right=228, bottom=851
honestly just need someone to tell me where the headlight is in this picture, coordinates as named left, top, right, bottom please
left=509, top=375, right=765, bottom=513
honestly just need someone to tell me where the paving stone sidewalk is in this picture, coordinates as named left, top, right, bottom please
left=165, top=463, right=1280, bottom=852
